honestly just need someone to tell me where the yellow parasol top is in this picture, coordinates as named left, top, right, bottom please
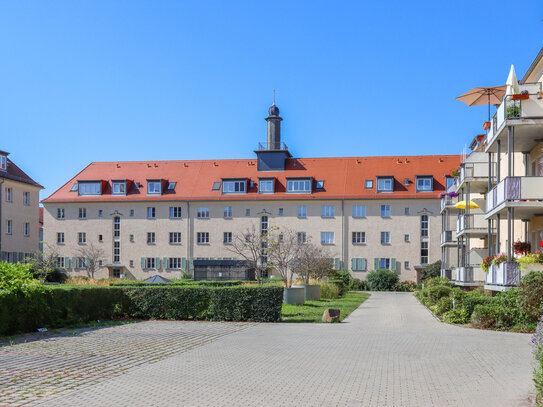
left=454, top=200, right=480, bottom=210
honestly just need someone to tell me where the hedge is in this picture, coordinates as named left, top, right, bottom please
left=109, top=280, right=244, bottom=287
left=0, top=285, right=283, bottom=336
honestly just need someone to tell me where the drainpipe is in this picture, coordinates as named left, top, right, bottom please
left=507, top=126, right=512, bottom=178
left=341, top=199, right=347, bottom=272
left=507, top=207, right=512, bottom=261
left=0, top=179, right=3, bottom=259
left=497, top=140, right=501, bottom=183
left=496, top=213, right=501, bottom=254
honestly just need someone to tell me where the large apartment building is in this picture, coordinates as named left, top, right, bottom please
left=443, top=46, right=543, bottom=291
left=42, top=104, right=460, bottom=281
left=0, top=150, right=42, bottom=262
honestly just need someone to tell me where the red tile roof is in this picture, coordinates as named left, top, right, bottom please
left=1, top=158, right=43, bottom=188
left=42, top=155, right=462, bottom=203
left=39, top=207, right=44, bottom=227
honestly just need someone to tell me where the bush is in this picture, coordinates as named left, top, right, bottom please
left=459, top=290, right=493, bottom=317
left=419, top=260, right=441, bottom=282
left=348, top=278, right=369, bottom=291
left=426, top=285, right=452, bottom=305
left=517, top=271, right=543, bottom=323
left=494, top=287, right=530, bottom=325
left=367, top=269, right=399, bottom=291
left=0, top=285, right=283, bottom=336
left=394, top=281, right=417, bottom=292
left=442, top=308, right=470, bottom=324
left=320, top=282, right=340, bottom=299
left=433, top=297, right=453, bottom=316
left=328, top=279, right=346, bottom=296
left=110, top=280, right=244, bottom=287
left=532, top=317, right=543, bottom=405
left=471, top=304, right=514, bottom=329
left=423, top=276, right=453, bottom=287
left=0, top=262, right=42, bottom=294
left=44, top=268, right=68, bottom=283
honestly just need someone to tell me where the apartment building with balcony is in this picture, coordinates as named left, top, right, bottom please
left=42, top=104, right=460, bottom=281
left=0, top=150, right=43, bottom=262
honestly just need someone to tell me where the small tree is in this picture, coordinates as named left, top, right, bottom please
left=293, top=242, right=333, bottom=284
left=267, top=228, right=303, bottom=288
left=76, top=243, right=106, bottom=279
left=228, top=224, right=269, bottom=284
left=29, top=244, right=60, bottom=283
left=419, top=260, right=441, bottom=282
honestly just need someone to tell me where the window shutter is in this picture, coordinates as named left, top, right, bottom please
left=163, top=257, right=168, bottom=269
left=65, top=257, right=70, bottom=269
left=85, top=257, right=90, bottom=267
left=12, top=252, right=18, bottom=263
left=156, top=257, right=161, bottom=269
left=374, top=258, right=379, bottom=270
left=361, top=258, right=367, bottom=271
left=189, top=258, right=194, bottom=271
left=18, top=252, right=24, bottom=262
left=351, top=258, right=356, bottom=271
left=141, top=257, right=146, bottom=269
left=391, top=258, right=397, bottom=271
left=72, top=257, right=77, bottom=269
left=182, top=257, right=187, bottom=270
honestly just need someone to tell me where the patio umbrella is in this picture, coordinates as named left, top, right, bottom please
left=454, top=200, right=480, bottom=210
left=506, top=64, right=519, bottom=96
left=456, top=86, right=507, bottom=121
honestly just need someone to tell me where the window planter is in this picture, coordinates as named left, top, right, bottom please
left=512, top=94, right=529, bottom=100
left=483, top=121, right=491, bottom=130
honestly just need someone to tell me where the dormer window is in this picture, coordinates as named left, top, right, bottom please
left=416, top=176, right=433, bottom=192
left=222, top=179, right=246, bottom=194
left=167, top=182, right=176, bottom=191
left=315, top=180, right=325, bottom=190
left=0, top=155, right=6, bottom=172
left=78, top=181, right=102, bottom=196
left=286, top=178, right=312, bottom=193
left=258, top=178, right=274, bottom=194
left=70, top=183, right=79, bottom=192
left=377, top=177, right=394, bottom=193
left=147, top=180, right=162, bottom=195
left=112, top=180, right=126, bottom=195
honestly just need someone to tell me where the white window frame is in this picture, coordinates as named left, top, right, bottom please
left=78, top=181, right=102, bottom=196
left=321, top=205, right=335, bottom=218
left=380, top=258, right=390, bottom=269
left=0, top=155, right=6, bottom=171
left=365, top=180, right=373, bottom=189
left=416, top=176, right=433, bottom=192
left=24, top=223, right=30, bottom=236
left=223, top=232, right=232, bottom=244
left=197, top=207, right=210, bottom=219
left=57, top=232, right=64, bottom=244
left=112, top=181, right=126, bottom=195
left=380, top=231, right=391, bottom=244
left=352, top=205, right=366, bottom=218
left=78, top=232, right=87, bottom=244
left=113, top=241, right=120, bottom=262
left=286, top=178, right=311, bottom=193
left=421, top=215, right=429, bottom=237
left=352, top=231, right=366, bottom=244
left=5, top=187, right=12, bottom=202
left=224, top=206, right=232, bottom=219
left=169, top=257, right=181, bottom=269
left=404, top=234, right=410, bottom=242
left=169, top=232, right=181, bottom=244
left=146, top=257, right=156, bottom=269
left=321, top=232, right=335, bottom=245
left=258, top=179, right=274, bottom=194
left=23, top=192, right=30, bottom=205
left=147, top=207, right=156, bottom=219
left=77, top=257, right=86, bottom=269
left=170, top=207, right=182, bottom=219
left=381, top=205, right=391, bottom=217
left=57, top=208, right=65, bottom=219
left=147, top=232, right=156, bottom=244
left=297, top=232, right=307, bottom=244
left=297, top=205, right=307, bottom=218
left=377, top=177, right=394, bottom=193
left=57, top=257, right=65, bottom=268
left=222, top=179, right=247, bottom=194
left=197, top=232, right=209, bottom=244
left=421, top=241, right=429, bottom=264
left=147, top=180, right=162, bottom=195
left=79, top=208, right=86, bottom=219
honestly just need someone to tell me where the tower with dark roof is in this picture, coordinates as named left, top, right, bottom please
left=265, top=103, right=282, bottom=150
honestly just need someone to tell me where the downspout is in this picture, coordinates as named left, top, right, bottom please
left=186, top=201, right=192, bottom=275
left=341, top=199, right=347, bottom=271
left=0, top=179, right=3, bottom=259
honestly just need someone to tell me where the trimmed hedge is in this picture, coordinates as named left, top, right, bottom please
left=110, top=280, right=244, bottom=287
left=0, top=285, right=283, bottom=336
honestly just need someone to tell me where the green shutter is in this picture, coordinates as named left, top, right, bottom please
left=72, top=257, right=77, bottom=269
left=18, top=252, right=24, bottom=262
left=189, top=258, right=194, bottom=271
left=374, top=258, right=379, bottom=270
left=351, top=258, right=356, bottom=271
left=156, top=257, right=161, bottom=269
left=163, top=257, right=168, bottom=269
left=65, top=257, right=70, bottom=269
left=141, top=257, right=146, bottom=269
left=334, top=258, right=340, bottom=270
left=361, top=258, right=367, bottom=271
left=391, top=258, right=397, bottom=271
left=85, top=257, right=90, bottom=267
left=182, top=257, right=187, bottom=270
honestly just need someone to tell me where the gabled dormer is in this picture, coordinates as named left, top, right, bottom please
left=0, top=150, right=8, bottom=172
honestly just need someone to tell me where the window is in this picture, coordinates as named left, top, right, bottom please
left=352, top=205, right=366, bottom=218
left=112, top=181, right=126, bottom=195
left=224, top=206, right=232, bottom=218
left=78, top=182, right=102, bottom=196
left=57, top=208, right=65, bottom=219
left=380, top=258, right=390, bottom=269
left=212, top=182, right=221, bottom=191
left=113, top=217, right=120, bottom=238
left=445, top=176, right=454, bottom=190
left=278, top=233, right=284, bottom=243
left=130, top=209, right=135, bottom=217
left=377, top=177, right=394, bottom=193
left=245, top=234, right=251, bottom=243
left=130, top=234, right=134, bottom=242
left=278, top=208, right=284, bottom=216
left=381, top=232, right=390, bottom=244
left=321, top=232, right=335, bottom=245
left=223, top=232, right=232, bottom=244
left=23, top=192, right=30, bottom=205
left=197, top=207, right=210, bottom=219
left=222, top=179, right=246, bottom=194
left=404, top=234, right=410, bottom=242
left=405, top=207, right=410, bottom=215
left=167, top=182, right=176, bottom=191
left=365, top=180, right=373, bottom=189
left=170, top=207, right=182, bottom=218
left=259, top=179, right=274, bottom=194
left=245, top=208, right=250, bottom=216
left=351, top=258, right=367, bottom=271
left=57, top=257, right=65, bottom=268
left=78, top=232, right=87, bottom=244
left=98, top=234, right=103, bottom=242
left=416, top=176, right=433, bottom=192
left=98, top=210, right=103, bottom=217
left=315, top=180, right=325, bottom=189
left=5, top=187, right=12, bottom=202
left=147, top=180, right=162, bottom=195
left=24, top=223, right=30, bottom=236
left=129, top=260, right=134, bottom=268
left=169, top=258, right=181, bottom=269
left=147, top=232, right=156, bottom=244
left=169, top=232, right=181, bottom=244
left=113, top=241, right=120, bottom=262
left=297, top=232, right=307, bottom=244
left=261, top=216, right=269, bottom=235
left=421, top=215, right=429, bottom=237
left=404, top=177, right=409, bottom=185
left=197, top=232, right=209, bottom=244
left=5, top=220, right=12, bottom=234
left=0, top=155, right=6, bottom=171
left=286, top=178, right=311, bottom=193
left=352, top=232, right=366, bottom=244
left=321, top=205, right=335, bottom=218
left=404, top=261, right=410, bottom=269
left=70, top=183, right=79, bottom=192
left=381, top=205, right=391, bottom=217
left=146, top=257, right=155, bottom=269
left=421, top=241, right=429, bottom=264
left=147, top=207, right=156, bottom=219
left=77, top=257, right=86, bottom=269
left=79, top=208, right=86, bottom=219
left=57, top=232, right=64, bottom=244
left=298, top=205, right=307, bottom=218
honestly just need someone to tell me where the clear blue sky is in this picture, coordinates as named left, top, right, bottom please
left=1, top=1, right=542, bottom=198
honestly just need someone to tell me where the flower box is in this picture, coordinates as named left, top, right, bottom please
left=512, top=94, right=529, bottom=100
left=483, top=121, right=491, bottom=130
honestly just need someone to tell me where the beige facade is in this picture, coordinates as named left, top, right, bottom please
left=43, top=198, right=441, bottom=282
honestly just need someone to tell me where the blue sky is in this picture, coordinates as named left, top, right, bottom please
left=0, top=1, right=542, bottom=198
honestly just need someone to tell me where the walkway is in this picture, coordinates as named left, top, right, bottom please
left=0, top=292, right=535, bottom=406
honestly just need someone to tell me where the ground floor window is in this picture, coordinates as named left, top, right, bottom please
left=380, top=258, right=390, bottom=269
left=421, top=242, right=428, bottom=264
left=146, top=257, right=155, bottom=269
left=112, top=268, right=121, bottom=278
left=169, top=257, right=181, bottom=269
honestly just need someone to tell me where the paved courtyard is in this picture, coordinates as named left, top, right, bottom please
left=0, top=292, right=535, bottom=406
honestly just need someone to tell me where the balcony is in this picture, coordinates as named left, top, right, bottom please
left=457, top=161, right=496, bottom=193
left=456, top=213, right=489, bottom=237
left=440, top=268, right=452, bottom=280
left=440, top=194, right=459, bottom=213
left=455, top=266, right=485, bottom=286
left=256, top=141, right=289, bottom=151
left=484, top=83, right=543, bottom=153
left=484, top=262, right=521, bottom=291
left=440, top=230, right=455, bottom=246
left=485, top=176, right=543, bottom=218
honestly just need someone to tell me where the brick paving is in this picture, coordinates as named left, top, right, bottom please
left=0, top=292, right=536, bottom=406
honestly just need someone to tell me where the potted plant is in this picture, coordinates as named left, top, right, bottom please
left=447, top=191, right=459, bottom=198
left=449, top=168, right=460, bottom=177
left=492, top=253, right=508, bottom=267
left=483, top=121, right=491, bottom=130
left=506, top=104, right=521, bottom=118
left=512, top=90, right=530, bottom=100
left=513, top=240, right=531, bottom=256
left=481, top=255, right=495, bottom=272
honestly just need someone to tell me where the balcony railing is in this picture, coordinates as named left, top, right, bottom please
left=456, top=266, right=473, bottom=283
left=256, top=141, right=289, bottom=151
left=440, top=269, right=452, bottom=279
left=456, top=213, right=487, bottom=235
left=486, top=176, right=543, bottom=213
left=485, top=262, right=520, bottom=287
left=440, top=194, right=458, bottom=212
left=440, top=230, right=454, bottom=245
left=459, top=162, right=496, bottom=185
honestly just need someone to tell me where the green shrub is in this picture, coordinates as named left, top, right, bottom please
left=367, top=269, right=399, bottom=291
left=494, top=287, right=530, bottom=325
left=394, top=281, right=417, bottom=292
left=348, top=278, right=368, bottom=291
left=110, top=280, right=244, bottom=287
left=460, top=290, right=492, bottom=317
left=44, top=268, right=68, bottom=283
left=320, top=282, right=340, bottom=299
left=423, top=276, right=453, bottom=287
left=442, top=308, right=470, bottom=324
left=471, top=304, right=514, bottom=329
left=426, top=285, right=452, bottom=305
left=434, top=297, right=453, bottom=316
left=0, top=262, right=42, bottom=294
left=518, top=271, right=543, bottom=323
left=328, top=279, right=346, bottom=296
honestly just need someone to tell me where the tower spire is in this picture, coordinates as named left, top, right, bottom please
left=273, top=89, right=275, bottom=105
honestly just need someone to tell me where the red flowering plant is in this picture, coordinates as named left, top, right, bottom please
left=449, top=168, right=460, bottom=177
left=513, top=240, right=531, bottom=255
left=481, top=255, right=495, bottom=272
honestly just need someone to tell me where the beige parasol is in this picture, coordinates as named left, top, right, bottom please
left=456, top=86, right=507, bottom=121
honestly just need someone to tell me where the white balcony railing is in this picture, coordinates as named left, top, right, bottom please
left=440, top=195, right=458, bottom=212
left=485, top=262, right=521, bottom=286
left=440, top=230, right=454, bottom=245
left=486, top=176, right=543, bottom=213
left=456, top=213, right=487, bottom=234
left=459, top=161, right=496, bottom=185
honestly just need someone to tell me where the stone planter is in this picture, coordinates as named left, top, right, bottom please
left=303, top=284, right=321, bottom=301
left=283, top=287, right=305, bottom=305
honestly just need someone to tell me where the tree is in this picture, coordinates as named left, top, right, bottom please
left=419, top=260, right=442, bottom=282
left=228, top=224, right=269, bottom=284
left=76, top=243, right=106, bottom=279
left=29, top=244, right=60, bottom=283
left=267, top=227, right=305, bottom=288
left=293, top=242, right=334, bottom=284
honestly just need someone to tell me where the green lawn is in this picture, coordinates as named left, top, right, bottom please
left=281, top=291, right=370, bottom=323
